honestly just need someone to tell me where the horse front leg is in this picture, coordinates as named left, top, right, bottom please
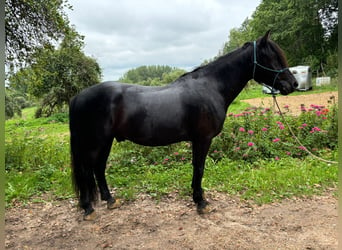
left=191, top=139, right=212, bottom=214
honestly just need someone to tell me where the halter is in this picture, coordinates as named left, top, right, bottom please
left=252, top=40, right=288, bottom=95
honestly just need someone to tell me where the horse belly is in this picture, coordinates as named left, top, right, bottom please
left=116, top=108, right=189, bottom=146
left=130, top=119, right=190, bottom=146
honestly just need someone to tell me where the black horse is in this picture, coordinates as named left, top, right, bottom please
left=69, top=31, right=298, bottom=220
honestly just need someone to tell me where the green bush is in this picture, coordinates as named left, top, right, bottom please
left=209, top=102, right=338, bottom=163
left=5, top=131, right=69, bottom=172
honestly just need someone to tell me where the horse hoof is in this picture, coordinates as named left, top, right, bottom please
left=107, top=199, right=122, bottom=210
left=197, top=206, right=210, bottom=214
left=197, top=201, right=210, bottom=214
left=84, top=210, right=97, bottom=221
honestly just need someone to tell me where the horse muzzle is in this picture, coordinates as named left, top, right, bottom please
left=278, top=80, right=298, bottom=95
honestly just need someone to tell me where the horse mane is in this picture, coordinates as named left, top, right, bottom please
left=268, top=40, right=289, bottom=68
left=178, top=42, right=252, bottom=80
left=177, top=38, right=287, bottom=82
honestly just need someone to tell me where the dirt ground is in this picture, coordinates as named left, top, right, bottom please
left=5, top=191, right=338, bottom=249
left=241, top=91, right=338, bottom=116
left=5, top=91, right=339, bottom=249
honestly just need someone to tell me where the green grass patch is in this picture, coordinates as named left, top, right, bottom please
left=205, top=158, right=337, bottom=204
left=106, top=161, right=193, bottom=200
left=5, top=84, right=338, bottom=207
left=104, top=155, right=337, bottom=204
left=6, top=165, right=73, bottom=205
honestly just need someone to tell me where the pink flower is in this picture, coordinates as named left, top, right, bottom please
left=247, top=142, right=254, bottom=147
left=248, top=130, right=254, bottom=135
left=302, top=123, right=307, bottom=127
left=275, top=156, right=280, bottom=160
left=261, top=127, right=268, bottom=131
left=298, top=146, right=307, bottom=151
left=174, top=152, right=179, bottom=155
left=313, top=127, right=321, bottom=131
left=276, top=121, right=285, bottom=130
left=273, top=138, right=281, bottom=142
left=310, top=127, right=321, bottom=133
left=286, top=151, right=291, bottom=156
left=243, top=111, right=252, bottom=116
left=239, top=127, right=245, bottom=132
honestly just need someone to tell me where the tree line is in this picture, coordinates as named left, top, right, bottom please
left=219, top=0, right=337, bottom=77
left=5, top=0, right=338, bottom=118
left=119, top=65, right=186, bottom=86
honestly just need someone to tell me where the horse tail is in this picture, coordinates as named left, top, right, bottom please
left=69, top=96, right=98, bottom=207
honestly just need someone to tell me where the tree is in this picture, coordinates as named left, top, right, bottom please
left=5, top=0, right=71, bottom=69
left=5, top=89, right=22, bottom=119
left=8, top=30, right=102, bottom=117
left=160, top=69, right=187, bottom=85
left=119, top=65, right=184, bottom=86
left=220, top=18, right=253, bottom=55
left=219, top=0, right=338, bottom=75
left=249, top=0, right=327, bottom=69
left=5, top=68, right=33, bottom=119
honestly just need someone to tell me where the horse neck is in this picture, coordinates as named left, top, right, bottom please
left=208, top=45, right=254, bottom=109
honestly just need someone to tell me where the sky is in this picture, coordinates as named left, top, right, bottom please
left=66, top=0, right=261, bottom=81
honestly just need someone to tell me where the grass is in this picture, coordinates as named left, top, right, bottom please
left=205, top=158, right=337, bottom=204
left=5, top=82, right=338, bottom=207
left=104, top=156, right=337, bottom=205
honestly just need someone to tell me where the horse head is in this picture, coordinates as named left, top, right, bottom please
left=253, top=30, right=298, bottom=95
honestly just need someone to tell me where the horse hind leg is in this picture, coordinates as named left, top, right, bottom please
left=94, top=139, right=121, bottom=210
left=94, top=165, right=121, bottom=210
left=71, top=147, right=98, bottom=220
left=76, top=161, right=98, bottom=220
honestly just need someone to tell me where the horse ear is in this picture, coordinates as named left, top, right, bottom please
left=260, top=30, right=271, bottom=45
left=265, top=30, right=271, bottom=40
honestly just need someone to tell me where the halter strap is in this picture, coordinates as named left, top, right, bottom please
left=252, top=40, right=288, bottom=94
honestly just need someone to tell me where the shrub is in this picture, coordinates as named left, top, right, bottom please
left=210, top=101, right=338, bottom=162
left=5, top=130, right=69, bottom=172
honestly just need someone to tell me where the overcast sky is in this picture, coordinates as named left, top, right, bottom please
left=66, top=0, right=261, bottom=81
